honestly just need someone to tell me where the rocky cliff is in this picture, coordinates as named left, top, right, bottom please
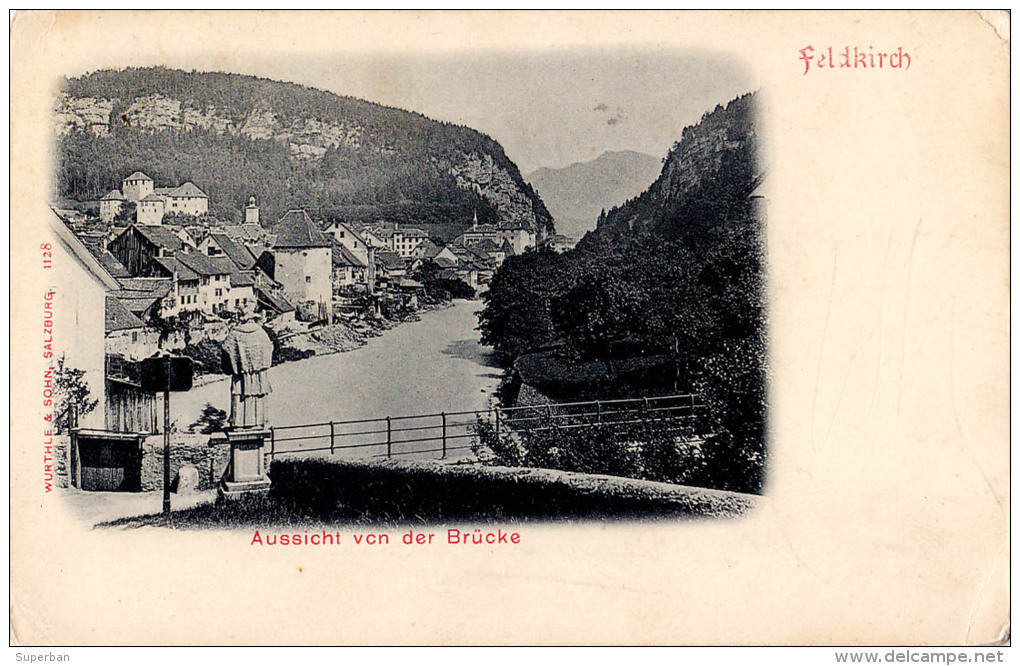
left=54, top=67, right=553, bottom=234
left=597, top=92, right=761, bottom=239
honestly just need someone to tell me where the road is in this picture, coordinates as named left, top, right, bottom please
left=170, top=299, right=503, bottom=458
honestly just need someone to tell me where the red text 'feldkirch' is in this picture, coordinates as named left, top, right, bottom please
left=799, top=46, right=912, bottom=75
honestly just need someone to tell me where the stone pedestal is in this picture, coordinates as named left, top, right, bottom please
left=218, top=428, right=271, bottom=501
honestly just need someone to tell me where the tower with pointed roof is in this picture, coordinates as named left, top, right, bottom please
left=122, top=171, right=154, bottom=202
left=256, top=210, right=333, bottom=323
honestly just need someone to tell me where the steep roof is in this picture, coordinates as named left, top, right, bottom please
left=418, top=240, right=443, bottom=259
left=331, top=241, right=366, bottom=268
left=111, top=278, right=172, bottom=317
left=105, top=296, right=146, bottom=333
left=376, top=250, right=405, bottom=270
left=124, top=171, right=152, bottom=182
left=208, top=232, right=257, bottom=269
left=154, top=256, right=199, bottom=281
left=254, top=284, right=295, bottom=314
left=90, top=247, right=131, bottom=278
left=101, top=189, right=125, bottom=201
left=229, top=270, right=256, bottom=288
left=468, top=238, right=500, bottom=253
left=49, top=209, right=121, bottom=291
left=177, top=252, right=235, bottom=277
left=141, top=193, right=166, bottom=203
left=114, top=278, right=174, bottom=298
left=397, top=227, right=429, bottom=238
left=273, top=210, right=331, bottom=249
left=170, top=182, right=209, bottom=198
left=131, top=224, right=186, bottom=251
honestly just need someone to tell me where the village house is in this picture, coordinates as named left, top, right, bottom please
left=105, top=295, right=160, bottom=362
left=256, top=210, right=333, bottom=322
left=151, top=257, right=200, bottom=316
left=108, top=224, right=190, bottom=277
left=351, top=222, right=389, bottom=251
left=251, top=270, right=296, bottom=324
left=454, top=217, right=537, bottom=256
left=373, top=250, right=406, bottom=292
left=371, top=222, right=430, bottom=259
left=199, top=231, right=258, bottom=270
left=49, top=209, right=121, bottom=429
left=331, top=240, right=369, bottom=290
left=110, top=277, right=176, bottom=321
left=174, top=252, right=241, bottom=315
left=432, top=244, right=492, bottom=291
left=323, top=219, right=376, bottom=291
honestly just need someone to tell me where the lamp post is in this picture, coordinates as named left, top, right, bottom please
left=163, top=358, right=171, bottom=519
left=140, top=354, right=194, bottom=525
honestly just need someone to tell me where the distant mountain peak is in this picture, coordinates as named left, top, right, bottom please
left=526, top=150, right=663, bottom=239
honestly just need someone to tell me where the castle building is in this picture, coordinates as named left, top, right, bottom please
left=100, top=171, right=209, bottom=226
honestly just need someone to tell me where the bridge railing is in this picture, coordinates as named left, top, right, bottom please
left=266, top=394, right=704, bottom=462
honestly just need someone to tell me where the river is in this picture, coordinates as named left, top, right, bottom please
left=170, top=299, right=504, bottom=459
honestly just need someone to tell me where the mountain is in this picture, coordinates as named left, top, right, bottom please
left=53, top=67, right=553, bottom=238
left=480, top=91, right=766, bottom=492
left=526, top=150, right=662, bottom=239
left=596, top=92, right=762, bottom=239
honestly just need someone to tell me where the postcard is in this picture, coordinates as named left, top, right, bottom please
left=9, top=10, right=1009, bottom=646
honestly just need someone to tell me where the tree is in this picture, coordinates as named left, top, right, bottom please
left=477, top=248, right=564, bottom=363
left=52, top=355, right=99, bottom=433
left=113, top=201, right=137, bottom=224
left=550, top=275, right=642, bottom=369
left=189, top=403, right=228, bottom=434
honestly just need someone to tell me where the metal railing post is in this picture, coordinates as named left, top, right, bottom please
left=329, top=421, right=335, bottom=455
left=269, top=427, right=275, bottom=460
left=495, top=407, right=501, bottom=437
left=441, top=412, right=447, bottom=459
left=386, top=416, right=392, bottom=459
left=596, top=400, right=602, bottom=424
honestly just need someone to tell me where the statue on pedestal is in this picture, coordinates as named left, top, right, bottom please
left=217, top=319, right=274, bottom=500
left=220, top=321, right=273, bottom=429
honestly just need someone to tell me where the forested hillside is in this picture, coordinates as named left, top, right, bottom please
left=54, top=67, right=553, bottom=234
left=479, top=92, right=766, bottom=493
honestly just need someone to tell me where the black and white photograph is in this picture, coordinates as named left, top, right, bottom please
left=10, top=10, right=1009, bottom=649
left=45, top=52, right=765, bottom=527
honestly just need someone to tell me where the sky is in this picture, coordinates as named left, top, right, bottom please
left=268, top=50, right=755, bottom=174
left=70, top=49, right=755, bottom=176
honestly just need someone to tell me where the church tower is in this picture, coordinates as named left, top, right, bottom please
left=245, top=195, right=259, bottom=225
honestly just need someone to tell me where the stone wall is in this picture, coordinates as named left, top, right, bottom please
left=53, top=433, right=233, bottom=492
left=141, top=434, right=231, bottom=491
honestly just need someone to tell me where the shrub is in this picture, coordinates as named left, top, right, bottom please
left=474, top=413, right=731, bottom=491
left=190, top=403, right=228, bottom=434
left=179, top=339, right=225, bottom=375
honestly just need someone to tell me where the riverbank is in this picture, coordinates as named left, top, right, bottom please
left=171, top=298, right=500, bottom=432
left=186, top=300, right=454, bottom=393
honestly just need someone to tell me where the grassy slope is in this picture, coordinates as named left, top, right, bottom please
left=102, top=457, right=757, bottom=529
